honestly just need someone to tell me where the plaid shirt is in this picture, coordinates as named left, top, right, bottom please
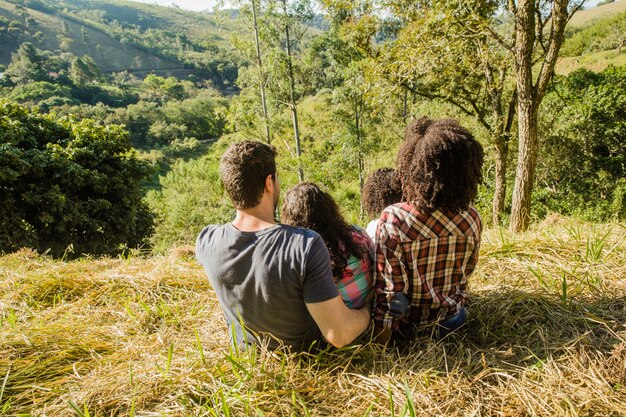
left=373, top=203, right=482, bottom=330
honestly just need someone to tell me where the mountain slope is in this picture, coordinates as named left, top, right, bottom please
left=0, top=0, right=236, bottom=74
left=569, top=0, right=626, bottom=27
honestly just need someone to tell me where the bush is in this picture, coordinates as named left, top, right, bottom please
left=8, top=81, right=77, bottom=111
left=146, top=152, right=233, bottom=252
left=537, top=66, right=626, bottom=221
left=0, top=100, right=154, bottom=257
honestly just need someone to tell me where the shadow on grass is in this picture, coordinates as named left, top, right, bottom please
left=306, top=287, right=625, bottom=378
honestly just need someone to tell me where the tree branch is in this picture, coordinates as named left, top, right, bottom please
left=505, top=89, right=517, bottom=134
left=534, top=0, right=569, bottom=102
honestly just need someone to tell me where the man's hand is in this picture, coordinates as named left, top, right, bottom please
left=306, top=296, right=371, bottom=348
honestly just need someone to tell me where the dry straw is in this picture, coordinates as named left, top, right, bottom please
left=1, top=215, right=625, bottom=416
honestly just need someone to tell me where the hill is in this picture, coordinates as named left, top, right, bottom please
left=556, top=2, right=626, bottom=73
left=569, top=0, right=626, bottom=27
left=0, top=0, right=236, bottom=75
left=1, top=216, right=625, bottom=415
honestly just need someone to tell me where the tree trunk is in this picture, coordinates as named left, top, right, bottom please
left=403, top=89, right=408, bottom=121
left=251, top=0, right=271, bottom=144
left=492, top=133, right=508, bottom=227
left=510, top=101, right=538, bottom=231
left=356, top=96, right=365, bottom=215
left=281, top=0, right=303, bottom=182
left=491, top=89, right=516, bottom=227
left=509, top=0, right=570, bottom=232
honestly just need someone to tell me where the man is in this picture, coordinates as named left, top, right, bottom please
left=373, top=118, right=484, bottom=344
left=196, top=141, right=371, bottom=351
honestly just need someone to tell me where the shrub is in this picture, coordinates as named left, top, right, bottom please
left=0, top=100, right=154, bottom=257
left=146, top=153, right=233, bottom=252
left=537, top=66, right=626, bottom=221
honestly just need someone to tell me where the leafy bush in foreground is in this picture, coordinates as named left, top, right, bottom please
left=0, top=100, right=154, bottom=257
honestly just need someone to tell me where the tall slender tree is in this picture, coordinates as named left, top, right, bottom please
left=280, top=0, right=304, bottom=181
left=250, top=0, right=272, bottom=144
left=506, top=0, right=584, bottom=231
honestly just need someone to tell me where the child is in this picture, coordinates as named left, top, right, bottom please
left=282, top=182, right=373, bottom=309
left=362, top=168, right=403, bottom=240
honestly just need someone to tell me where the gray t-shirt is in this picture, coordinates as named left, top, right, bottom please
left=196, top=223, right=338, bottom=351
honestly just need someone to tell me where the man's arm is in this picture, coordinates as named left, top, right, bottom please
left=306, top=297, right=371, bottom=348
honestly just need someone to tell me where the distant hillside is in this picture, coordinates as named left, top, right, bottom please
left=569, top=0, right=626, bottom=26
left=0, top=0, right=237, bottom=78
left=556, top=2, right=626, bottom=73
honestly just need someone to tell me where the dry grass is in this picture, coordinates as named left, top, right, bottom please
left=1, top=215, right=625, bottom=416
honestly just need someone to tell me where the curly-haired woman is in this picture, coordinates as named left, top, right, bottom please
left=374, top=117, right=484, bottom=346
left=282, top=182, right=374, bottom=310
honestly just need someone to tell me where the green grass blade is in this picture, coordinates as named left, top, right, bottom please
left=68, top=401, right=86, bottom=417
left=403, top=381, right=416, bottom=417
left=0, top=365, right=10, bottom=406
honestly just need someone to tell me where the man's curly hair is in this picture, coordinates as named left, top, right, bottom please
left=281, top=182, right=367, bottom=280
left=397, top=118, right=484, bottom=213
left=362, top=168, right=403, bottom=218
left=220, top=141, right=276, bottom=209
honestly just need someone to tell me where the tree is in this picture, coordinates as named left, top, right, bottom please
left=69, top=55, right=101, bottom=86
left=278, top=0, right=311, bottom=181
left=319, top=1, right=383, bottom=209
left=506, top=0, right=583, bottom=231
left=5, top=42, right=47, bottom=84
left=536, top=66, right=626, bottom=220
left=373, top=0, right=517, bottom=226
left=0, top=100, right=154, bottom=257
left=231, top=0, right=274, bottom=144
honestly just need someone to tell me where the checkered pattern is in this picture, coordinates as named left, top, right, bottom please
left=336, top=227, right=374, bottom=309
left=373, top=203, right=482, bottom=330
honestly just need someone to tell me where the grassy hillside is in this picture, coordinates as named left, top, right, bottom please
left=569, top=0, right=626, bottom=27
left=0, top=0, right=235, bottom=73
left=557, top=3, right=626, bottom=73
left=556, top=48, right=626, bottom=74
left=1, top=217, right=625, bottom=415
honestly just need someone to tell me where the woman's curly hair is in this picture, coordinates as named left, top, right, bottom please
left=396, top=116, right=434, bottom=180
left=362, top=168, right=403, bottom=218
left=397, top=117, right=484, bottom=213
left=281, top=182, right=366, bottom=280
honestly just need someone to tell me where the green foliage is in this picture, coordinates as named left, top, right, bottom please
left=112, top=91, right=229, bottom=147
left=5, top=42, right=48, bottom=85
left=536, top=66, right=626, bottom=221
left=562, top=11, right=626, bottom=56
left=0, top=99, right=153, bottom=257
left=8, top=81, right=76, bottom=110
left=146, top=150, right=233, bottom=252
left=140, top=74, right=187, bottom=102
left=69, top=55, right=102, bottom=86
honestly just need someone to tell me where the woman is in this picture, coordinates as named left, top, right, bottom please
left=282, top=182, right=374, bottom=309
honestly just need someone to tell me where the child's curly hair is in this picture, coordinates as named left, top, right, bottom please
left=281, top=182, right=366, bottom=279
left=396, top=118, right=484, bottom=213
left=362, top=168, right=403, bottom=218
